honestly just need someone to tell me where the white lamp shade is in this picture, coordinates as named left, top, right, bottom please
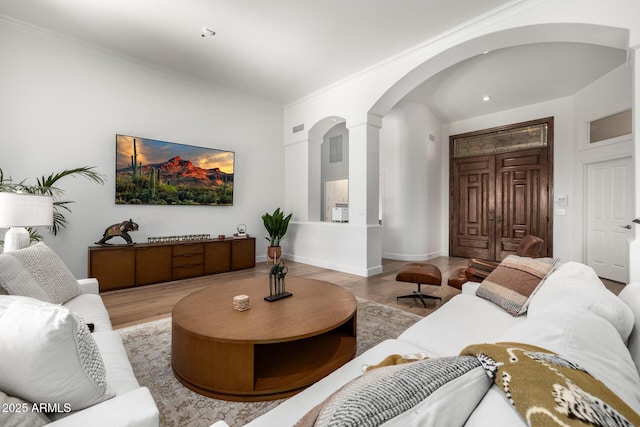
left=0, top=193, right=54, bottom=228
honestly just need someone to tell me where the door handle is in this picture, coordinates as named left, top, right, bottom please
left=620, top=224, right=632, bottom=230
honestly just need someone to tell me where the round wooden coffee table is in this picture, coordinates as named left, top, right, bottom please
left=171, top=277, right=357, bottom=401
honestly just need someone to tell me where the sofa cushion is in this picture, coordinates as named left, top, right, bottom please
left=527, top=261, right=634, bottom=341
left=618, top=283, right=640, bottom=374
left=0, top=390, right=50, bottom=426
left=91, top=332, right=140, bottom=396
left=476, top=255, right=557, bottom=316
left=498, top=306, right=640, bottom=413
left=0, top=296, right=114, bottom=411
left=296, top=356, right=491, bottom=427
left=0, top=243, right=81, bottom=304
left=63, top=293, right=113, bottom=333
left=397, top=294, right=524, bottom=356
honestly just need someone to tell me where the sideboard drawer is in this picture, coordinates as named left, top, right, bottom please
left=173, top=243, right=204, bottom=257
left=172, top=263, right=205, bottom=280
left=172, top=253, right=204, bottom=267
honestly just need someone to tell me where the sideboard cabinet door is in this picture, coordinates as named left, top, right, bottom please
left=231, top=238, right=256, bottom=270
left=89, top=247, right=136, bottom=292
left=136, top=246, right=172, bottom=285
left=205, top=241, right=231, bottom=274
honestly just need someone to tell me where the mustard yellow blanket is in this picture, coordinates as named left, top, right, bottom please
left=461, top=342, right=640, bottom=427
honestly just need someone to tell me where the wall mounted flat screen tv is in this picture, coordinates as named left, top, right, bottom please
left=115, top=134, right=234, bottom=206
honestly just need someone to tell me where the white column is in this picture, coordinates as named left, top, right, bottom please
left=284, top=139, right=309, bottom=221
left=307, top=137, right=322, bottom=222
left=347, top=114, right=382, bottom=226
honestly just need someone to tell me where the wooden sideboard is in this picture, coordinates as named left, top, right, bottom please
left=88, top=237, right=255, bottom=292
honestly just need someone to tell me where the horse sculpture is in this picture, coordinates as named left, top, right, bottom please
left=95, top=219, right=139, bottom=245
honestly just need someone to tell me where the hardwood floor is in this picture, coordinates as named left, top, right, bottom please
left=101, top=256, right=625, bottom=330
left=102, top=257, right=469, bottom=329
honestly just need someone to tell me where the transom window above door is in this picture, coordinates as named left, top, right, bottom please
left=453, top=122, right=548, bottom=158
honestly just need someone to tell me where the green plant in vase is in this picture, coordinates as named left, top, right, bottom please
left=261, top=207, right=292, bottom=262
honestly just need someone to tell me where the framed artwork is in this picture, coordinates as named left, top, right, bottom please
left=115, top=134, right=234, bottom=206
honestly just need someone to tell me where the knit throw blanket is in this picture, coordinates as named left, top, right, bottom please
left=297, top=343, right=640, bottom=427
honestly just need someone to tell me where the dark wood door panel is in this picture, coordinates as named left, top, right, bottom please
left=495, top=149, right=549, bottom=260
left=450, top=118, right=553, bottom=262
left=451, top=155, right=495, bottom=260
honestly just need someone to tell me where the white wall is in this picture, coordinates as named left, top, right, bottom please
left=0, top=21, right=284, bottom=277
left=380, top=102, right=443, bottom=260
left=282, top=0, right=640, bottom=276
left=572, top=65, right=634, bottom=267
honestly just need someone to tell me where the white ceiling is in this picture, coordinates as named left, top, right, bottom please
left=405, top=42, right=628, bottom=122
left=0, top=0, right=629, bottom=120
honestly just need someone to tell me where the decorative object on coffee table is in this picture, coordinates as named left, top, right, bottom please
left=95, top=219, right=139, bottom=245
left=233, top=294, right=250, bottom=311
left=265, top=260, right=292, bottom=301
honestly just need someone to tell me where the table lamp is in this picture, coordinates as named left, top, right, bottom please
left=0, top=192, right=54, bottom=252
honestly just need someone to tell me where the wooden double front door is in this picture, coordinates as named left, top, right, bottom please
left=450, top=119, right=553, bottom=261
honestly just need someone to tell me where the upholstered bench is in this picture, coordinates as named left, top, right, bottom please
left=395, top=263, right=442, bottom=308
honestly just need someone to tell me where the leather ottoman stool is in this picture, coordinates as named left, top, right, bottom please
left=395, top=263, right=442, bottom=308
left=447, top=268, right=467, bottom=290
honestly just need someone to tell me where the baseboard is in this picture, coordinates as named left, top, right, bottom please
left=284, top=253, right=382, bottom=277
left=383, top=250, right=446, bottom=261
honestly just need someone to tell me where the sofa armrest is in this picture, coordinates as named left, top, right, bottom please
left=77, top=278, right=99, bottom=295
left=48, top=387, right=159, bottom=427
left=619, top=282, right=640, bottom=375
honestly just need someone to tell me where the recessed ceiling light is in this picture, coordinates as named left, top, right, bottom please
left=482, top=95, right=491, bottom=102
left=201, top=27, right=216, bottom=38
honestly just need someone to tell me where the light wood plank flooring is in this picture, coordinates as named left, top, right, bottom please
left=102, top=257, right=466, bottom=329
left=101, top=256, right=624, bottom=330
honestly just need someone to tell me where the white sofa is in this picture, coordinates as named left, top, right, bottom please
left=0, top=243, right=159, bottom=426
left=213, top=261, right=640, bottom=426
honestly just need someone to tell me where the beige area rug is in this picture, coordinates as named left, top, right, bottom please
left=118, top=297, right=423, bottom=427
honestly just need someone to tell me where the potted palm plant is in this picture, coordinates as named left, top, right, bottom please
left=261, top=207, right=292, bottom=262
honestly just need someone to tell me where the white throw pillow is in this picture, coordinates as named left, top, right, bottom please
left=499, top=306, right=640, bottom=413
left=527, top=261, right=634, bottom=341
left=0, top=242, right=81, bottom=304
left=297, top=356, right=491, bottom=427
left=0, top=296, right=114, bottom=411
left=0, top=255, right=51, bottom=301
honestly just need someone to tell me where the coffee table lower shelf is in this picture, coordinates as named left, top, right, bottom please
left=172, top=317, right=357, bottom=402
